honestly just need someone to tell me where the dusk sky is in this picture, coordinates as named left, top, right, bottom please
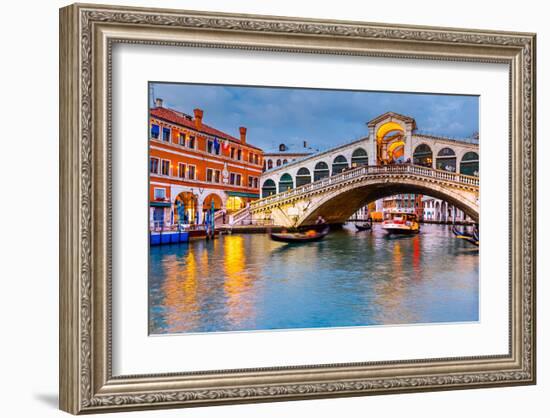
left=150, top=82, right=479, bottom=152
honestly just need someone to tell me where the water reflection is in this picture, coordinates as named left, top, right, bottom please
left=149, top=224, right=479, bottom=334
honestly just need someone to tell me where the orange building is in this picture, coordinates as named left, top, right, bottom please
left=149, top=99, right=264, bottom=229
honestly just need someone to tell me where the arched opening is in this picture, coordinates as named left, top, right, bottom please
left=276, top=159, right=282, bottom=167
left=296, top=167, right=312, bottom=187
left=413, top=144, right=433, bottom=167
left=226, top=196, right=245, bottom=212
left=436, top=147, right=457, bottom=172
left=297, top=180, right=478, bottom=226
left=351, top=148, right=369, bottom=167
left=203, top=193, right=223, bottom=211
left=332, top=155, right=348, bottom=175
left=460, top=151, right=479, bottom=176
left=314, top=161, right=329, bottom=181
left=278, top=173, right=294, bottom=193
left=174, top=192, right=198, bottom=224
left=282, top=159, right=288, bottom=165
left=261, top=179, right=277, bottom=198
left=376, top=121, right=405, bottom=164
left=267, top=160, right=273, bottom=170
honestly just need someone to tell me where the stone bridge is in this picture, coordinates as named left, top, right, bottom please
left=241, top=164, right=479, bottom=227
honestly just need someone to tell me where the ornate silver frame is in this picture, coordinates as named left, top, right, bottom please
left=59, top=3, right=536, bottom=414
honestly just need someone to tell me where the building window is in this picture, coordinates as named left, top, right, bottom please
left=206, top=168, right=214, bottom=182
left=154, top=188, right=166, bottom=200
left=188, top=165, right=196, bottom=180
left=161, top=160, right=170, bottom=176
left=248, top=153, right=253, bottom=163
left=162, top=127, right=171, bottom=142
left=267, top=160, right=273, bottom=169
left=248, top=176, right=254, bottom=188
left=207, top=140, right=214, bottom=154
left=150, top=124, right=160, bottom=139
left=178, top=163, right=185, bottom=179
left=276, top=159, right=281, bottom=167
left=214, top=170, right=221, bottom=183
left=229, top=173, right=242, bottom=186
left=178, top=133, right=186, bottom=146
left=254, top=155, right=259, bottom=165
left=237, top=149, right=242, bottom=160
left=188, top=136, right=195, bottom=149
left=253, top=177, right=258, bottom=188
left=230, top=148, right=235, bottom=159
left=150, top=157, right=159, bottom=174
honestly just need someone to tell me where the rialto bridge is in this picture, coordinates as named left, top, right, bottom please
left=231, top=112, right=479, bottom=227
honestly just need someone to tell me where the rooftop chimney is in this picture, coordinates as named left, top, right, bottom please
left=193, top=108, right=203, bottom=129
left=155, top=98, right=163, bottom=108
left=303, top=140, right=308, bottom=148
left=239, top=126, right=247, bottom=143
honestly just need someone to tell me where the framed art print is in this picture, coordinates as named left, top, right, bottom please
left=59, top=3, right=536, bottom=414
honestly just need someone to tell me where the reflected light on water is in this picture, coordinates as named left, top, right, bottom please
left=149, top=224, right=479, bottom=334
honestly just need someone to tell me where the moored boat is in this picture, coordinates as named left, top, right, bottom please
left=270, top=226, right=330, bottom=243
left=452, top=225, right=479, bottom=246
left=382, top=212, right=420, bottom=234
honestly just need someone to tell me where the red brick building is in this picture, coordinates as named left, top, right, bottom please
left=149, top=99, right=264, bottom=229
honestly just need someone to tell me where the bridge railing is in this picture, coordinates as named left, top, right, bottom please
left=251, top=164, right=479, bottom=210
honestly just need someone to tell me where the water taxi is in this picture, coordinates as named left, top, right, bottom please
left=382, top=212, right=420, bottom=234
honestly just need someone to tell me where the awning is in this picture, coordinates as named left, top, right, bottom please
left=226, top=191, right=259, bottom=199
left=150, top=201, right=171, bottom=207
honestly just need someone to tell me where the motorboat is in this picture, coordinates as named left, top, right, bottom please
left=382, top=212, right=420, bottom=234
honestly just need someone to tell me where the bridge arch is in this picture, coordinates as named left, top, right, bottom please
left=261, top=179, right=276, bottom=198
left=413, top=143, right=433, bottom=167
left=332, top=155, right=349, bottom=175
left=460, top=151, right=479, bottom=176
left=436, top=147, right=457, bottom=172
left=314, top=161, right=330, bottom=181
left=296, top=177, right=478, bottom=226
left=278, top=173, right=293, bottom=193
left=296, top=167, right=312, bottom=187
left=351, top=148, right=369, bottom=167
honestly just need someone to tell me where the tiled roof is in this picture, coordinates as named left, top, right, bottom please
left=150, top=107, right=263, bottom=151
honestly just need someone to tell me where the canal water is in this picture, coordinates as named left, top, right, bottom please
left=149, top=224, right=479, bottom=335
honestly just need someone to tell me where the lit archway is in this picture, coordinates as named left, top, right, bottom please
left=203, top=193, right=223, bottom=211
left=376, top=121, right=405, bottom=164
left=175, top=192, right=198, bottom=224
left=279, top=173, right=293, bottom=193
left=460, top=152, right=479, bottom=176
left=261, top=179, right=276, bottom=198
left=296, top=167, right=311, bottom=187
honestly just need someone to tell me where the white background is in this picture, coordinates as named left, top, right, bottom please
left=113, top=46, right=509, bottom=375
left=0, top=0, right=547, bottom=417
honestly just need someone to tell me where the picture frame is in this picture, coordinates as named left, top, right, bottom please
left=59, top=2, right=536, bottom=414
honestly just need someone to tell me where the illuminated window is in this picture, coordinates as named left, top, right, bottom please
left=150, top=157, right=159, bottom=174
left=178, top=133, right=186, bottom=145
left=187, top=165, right=196, bottom=180
left=150, top=124, right=160, bottom=139
left=178, top=163, right=185, bottom=179
left=162, top=127, right=171, bottom=142
left=161, top=160, right=170, bottom=176
left=188, top=136, right=195, bottom=149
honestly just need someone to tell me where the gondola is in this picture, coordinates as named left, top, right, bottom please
left=355, top=219, right=373, bottom=231
left=452, top=225, right=479, bottom=246
left=270, top=226, right=330, bottom=243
